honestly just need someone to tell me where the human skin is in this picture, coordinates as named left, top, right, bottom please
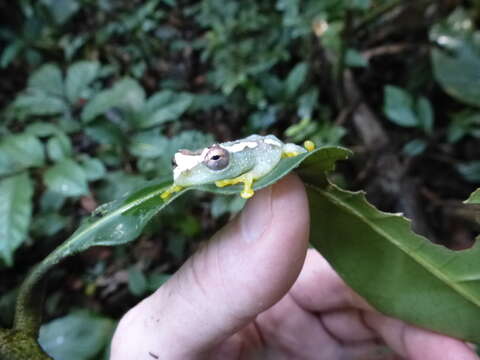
left=111, top=175, right=479, bottom=360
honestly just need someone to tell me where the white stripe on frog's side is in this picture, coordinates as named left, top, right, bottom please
left=222, top=141, right=258, bottom=153
left=264, top=138, right=282, bottom=147
left=173, top=148, right=209, bottom=180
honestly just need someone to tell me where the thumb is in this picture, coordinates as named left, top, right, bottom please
left=111, top=174, right=310, bottom=359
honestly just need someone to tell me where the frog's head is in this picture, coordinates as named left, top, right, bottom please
left=172, top=144, right=254, bottom=186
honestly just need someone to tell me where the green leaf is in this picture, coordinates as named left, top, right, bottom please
left=0, top=133, right=45, bottom=174
left=345, top=48, right=368, bottom=68
left=457, top=162, right=480, bottom=183
left=465, top=189, right=480, bottom=204
left=0, top=173, right=33, bottom=266
left=383, top=85, right=418, bottom=127
left=139, top=92, right=193, bottom=128
left=128, top=267, right=148, bottom=296
left=285, top=62, right=308, bottom=96
left=39, top=310, right=114, bottom=360
left=402, top=138, right=427, bottom=156
left=44, top=159, right=89, bottom=197
left=81, top=78, right=145, bottom=123
left=306, top=182, right=480, bottom=343
left=80, top=156, right=106, bottom=181
left=34, top=146, right=350, bottom=270
left=31, top=213, right=68, bottom=237
left=40, top=0, right=80, bottom=25
left=25, top=122, right=61, bottom=137
left=46, top=133, right=72, bottom=162
left=430, top=8, right=480, bottom=107
left=416, top=96, right=434, bottom=134
left=65, top=61, right=100, bottom=103
left=28, top=64, right=64, bottom=97
left=129, top=130, right=169, bottom=158
left=13, top=91, right=66, bottom=116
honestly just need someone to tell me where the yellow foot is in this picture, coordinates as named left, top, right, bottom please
left=215, top=173, right=255, bottom=199
left=304, top=140, right=316, bottom=152
left=160, top=185, right=183, bottom=200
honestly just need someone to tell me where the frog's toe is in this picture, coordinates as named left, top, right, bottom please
left=304, top=140, right=316, bottom=152
left=241, top=188, right=255, bottom=199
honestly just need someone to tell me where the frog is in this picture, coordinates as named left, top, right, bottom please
left=160, top=134, right=316, bottom=200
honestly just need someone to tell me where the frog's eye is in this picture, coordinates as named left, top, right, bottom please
left=204, top=145, right=229, bottom=171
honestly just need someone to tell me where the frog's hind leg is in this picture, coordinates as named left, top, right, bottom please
left=282, top=140, right=316, bottom=158
left=215, top=173, right=254, bottom=199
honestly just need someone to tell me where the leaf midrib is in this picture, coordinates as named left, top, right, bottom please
left=307, top=183, right=480, bottom=309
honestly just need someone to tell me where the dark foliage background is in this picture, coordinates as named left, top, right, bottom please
left=1, top=0, right=480, bottom=358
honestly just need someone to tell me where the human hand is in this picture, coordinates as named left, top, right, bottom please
left=111, top=175, right=478, bottom=360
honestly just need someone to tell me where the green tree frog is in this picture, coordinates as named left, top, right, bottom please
left=161, top=134, right=315, bottom=200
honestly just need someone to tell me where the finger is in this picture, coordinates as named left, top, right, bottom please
left=110, top=174, right=310, bottom=360
left=290, top=248, right=372, bottom=312
left=320, top=309, right=376, bottom=342
left=364, top=312, right=480, bottom=360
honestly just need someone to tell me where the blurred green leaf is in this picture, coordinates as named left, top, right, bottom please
left=25, top=122, right=61, bottom=137
left=31, top=213, right=68, bottom=237
left=416, top=96, right=434, bottom=135
left=345, top=48, right=368, bottom=68
left=457, top=162, right=480, bottom=183
left=13, top=91, right=66, bottom=116
left=65, top=61, right=100, bottom=103
left=383, top=85, right=418, bottom=127
left=28, top=64, right=64, bottom=97
left=447, top=110, right=480, bottom=143
left=139, top=92, right=193, bottom=128
left=44, top=159, right=89, bottom=197
left=430, top=7, right=480, bottom=107
left=0, top=133, right=45, bottom=174
left=286, top=62, right=308, bottom=96
left=403, top=138, right=427, bottom=156
left=0, top=173, right=33, bottom=266
left=129, top=130, right=169, bottom=158
left=81, top=78, right=145, bottom=123
left=46, top=133, right=72, bottom=162
left=147, top=273, right=171, bottom=291
left=40, top=0, right=80, bottom=25
left=80, top=157, right=106, bottom=181
left=39, top=310, right=115, bottom=360
left=128, top=267, right=148, bottom=296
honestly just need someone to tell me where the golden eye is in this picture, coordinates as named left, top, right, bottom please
left=204, top=145, right=229, bottom=170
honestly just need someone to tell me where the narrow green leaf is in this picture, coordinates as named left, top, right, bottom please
left=39, top=310, right=114, bottom=360
left=44, top=159, right=89, bottom=197
left=286, top=62, right=308, bottom=96
left=65, top=61, right=100, bottom=103
left=306, top=182, right=480, bottom=343
left=416, top=96, right=434, bottom=134
left=0, top=173, right=33, bottom=266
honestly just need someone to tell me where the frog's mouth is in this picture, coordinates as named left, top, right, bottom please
left=172, top=148, right=209, bottom=181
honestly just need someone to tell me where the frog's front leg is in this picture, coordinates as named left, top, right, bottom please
left=160, top=184, right=183, bottom=200
left=215, top=173, right=254, bottom=199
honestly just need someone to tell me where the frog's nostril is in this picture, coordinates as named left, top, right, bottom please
left=171, top=158, right=177, bottom=168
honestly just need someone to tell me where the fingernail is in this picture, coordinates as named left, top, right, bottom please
left=240, top=186, right=273, bottom=243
